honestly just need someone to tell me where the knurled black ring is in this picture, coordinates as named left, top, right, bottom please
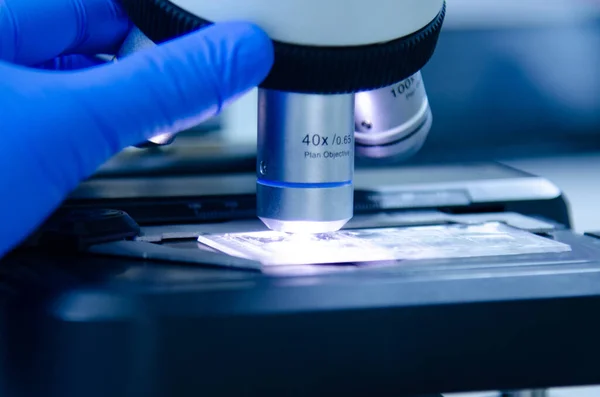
left=121, top=0, right=446, bottom=94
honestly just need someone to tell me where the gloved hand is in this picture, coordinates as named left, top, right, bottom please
left=0, top=0, right=274, bottom=258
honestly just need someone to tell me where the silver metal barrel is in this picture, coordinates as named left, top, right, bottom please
left=256, top=89, right=355, bottom=233
left=354, top=71, right=432, bottom=162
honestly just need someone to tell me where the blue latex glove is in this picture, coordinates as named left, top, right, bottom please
left=0, top=0, right=274, bottom=258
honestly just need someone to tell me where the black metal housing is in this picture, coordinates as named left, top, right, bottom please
left=120, top=0, right=446, bottom=94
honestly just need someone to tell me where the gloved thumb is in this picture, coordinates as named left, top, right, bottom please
left=62, top=21, right=274, bottom=149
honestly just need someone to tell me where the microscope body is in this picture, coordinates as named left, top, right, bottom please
left=118, top=0, right=446, bottom=233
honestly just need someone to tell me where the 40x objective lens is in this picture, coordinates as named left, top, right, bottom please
left=256, top=89, right=355, bottom=234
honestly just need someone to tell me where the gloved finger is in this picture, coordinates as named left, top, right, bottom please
left=61, top=21, right=274, bottom=150
left=0, top=22, right=273, bottom=257
left=0, top=0, right=130, bottom=66
left=35, top=54, right=106, bottom=71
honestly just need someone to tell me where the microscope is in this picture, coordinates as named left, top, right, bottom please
left=117, top=0, right=446, bottom=234
left=9, top=3, right=600, bottom=396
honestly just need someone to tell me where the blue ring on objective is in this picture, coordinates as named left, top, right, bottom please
left=257, top=178, right=352, bottom=189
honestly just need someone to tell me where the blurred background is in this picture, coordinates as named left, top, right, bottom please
left=96, top=1, right=600, bottom=396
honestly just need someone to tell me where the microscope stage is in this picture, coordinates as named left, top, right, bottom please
left=6, top=162, right=600, bottom=397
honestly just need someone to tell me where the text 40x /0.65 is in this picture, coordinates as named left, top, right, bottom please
left=302, top=134, right=353, bottom=147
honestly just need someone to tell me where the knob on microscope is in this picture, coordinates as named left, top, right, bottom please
left=118, top=0, right=446, bottom=233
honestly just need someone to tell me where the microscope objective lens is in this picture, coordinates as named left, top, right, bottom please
left=256, top=89, right=355, bottom=234
left=354, top=72, right=433, bottom=162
